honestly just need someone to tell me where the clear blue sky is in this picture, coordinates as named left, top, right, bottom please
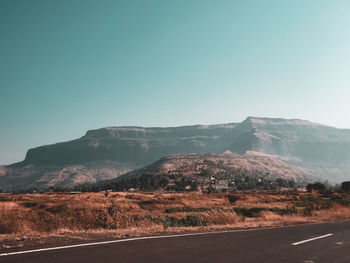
left=1, top=0, right=350, bottom=165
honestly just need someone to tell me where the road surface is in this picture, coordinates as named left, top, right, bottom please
left=1, top=220, right=350, bottom=263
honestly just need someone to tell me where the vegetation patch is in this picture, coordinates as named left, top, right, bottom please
left=295, top=197, right=333, bottom=211
left=22, top=202, right=38, bottom=208
left=162, top=214, right=208, bottom=229
left=45, top=204, right=68, bottom=214
left=233, top=206, right=297, bottom=217
left=233, top=207, right=266, bottom=218
left=268, top=207, right=297, bottom=216
left=1, top=191, right=350, bottom=239
left=331, top=195, right=350, bottom=206
left=227, top=194, right=240, bottom=204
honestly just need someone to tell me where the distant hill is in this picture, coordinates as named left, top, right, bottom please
left=84, top=152, right=307, bottom=192
left=1, top=117, right=350, bottom=190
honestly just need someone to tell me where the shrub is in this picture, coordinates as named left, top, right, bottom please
left=45, top=204, right=68, bottom=213
left=227, top=194, right=240, bottom=204
left=296, top=197, right=334, bottom=210
left=331, top=194, right=350, bottom=206
left=306, top=182, right=327, bottom=193
left=22, top=202, right=38, bottom=208
left=161, top=214, right=207, bottom=229
left=139, top=200, right=158, bottom=206
left=234, top=207, right=297, bottom=217
left=162, top=216, right=181, bottom=229
left=181, top=214, right=207, bottom=227
left=303, top=206, right=313, bottom=216
left=269, top=207, right=297, bottom=216
left=139, top=200, right=160, bottom=210
left=233, top=207, right=265, bottom=218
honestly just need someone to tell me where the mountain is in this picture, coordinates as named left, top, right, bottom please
left=87, top=152, right=307, bottom=192
left=1, top=117, right=350, bottom=190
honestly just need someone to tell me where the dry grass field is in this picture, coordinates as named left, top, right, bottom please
left=1, top=191, right=350, bottom=249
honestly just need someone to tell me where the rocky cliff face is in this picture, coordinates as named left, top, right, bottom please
left=230, top=117, right=350, bottom=163
left=1, top=117, right=350, bottom=190
left=22, top=124, right=238, bottom=166
left=229, top=117, right=350, bottom=182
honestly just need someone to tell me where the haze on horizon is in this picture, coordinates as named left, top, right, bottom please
left=1, top=0, right=350, bottom=165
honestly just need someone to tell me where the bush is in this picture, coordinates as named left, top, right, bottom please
left=306, top=182, right=327, bottom=193
left=139, top=200, right=158, bottom=206
left=233, top=206, right=297, bottom=217
left=161, top=214, right=207, bottom=229
left=227, top=194, right=240, bottom=204
left=45, top=204, right=68, bottom=213
left=331, top=194, right=350, bottom=206
left=182, top=214, right=207, bottom=227
left=295, top=197, right=334, bottom=210
left=303, top=206, right=313, bottom=216
left=269, top=207, right=297, bottom=216
left=162, top=216, right=180, bottom=229
left=233, top=207, right=265, bottom=218
left=22, top=202, right=38, bottom=208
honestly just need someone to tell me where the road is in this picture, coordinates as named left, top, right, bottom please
left=1, top=220, right=350, bottom=263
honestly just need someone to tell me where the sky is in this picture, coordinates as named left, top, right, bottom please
left=1, top=0, right=350, bottom=165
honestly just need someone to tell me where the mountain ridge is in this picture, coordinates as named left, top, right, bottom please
left=1, top=117, right=350, bottom=190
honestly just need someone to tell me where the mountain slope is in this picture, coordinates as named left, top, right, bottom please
left=88, top=152, right=307, bottom=192
left=22, top=124, right=238, bottom=166
left=1, top=117, right=350, bottom=190
left=230, top=117, right=350, bottom=163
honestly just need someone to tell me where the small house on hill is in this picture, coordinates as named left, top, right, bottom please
left=215, top=180, right=228, bottom=191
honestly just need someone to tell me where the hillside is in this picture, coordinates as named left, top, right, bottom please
left=1, top=117, right=350, bottom=190
left=83, top=152, right=308, bottom=192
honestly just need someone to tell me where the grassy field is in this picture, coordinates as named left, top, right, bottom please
left=1, top=191, right=350, bottom=248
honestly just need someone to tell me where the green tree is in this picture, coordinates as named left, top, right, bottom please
left=306, top=182, right=326, bottom=193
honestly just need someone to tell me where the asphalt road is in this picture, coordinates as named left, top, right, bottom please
left=1, top=220, right=350, bottom=263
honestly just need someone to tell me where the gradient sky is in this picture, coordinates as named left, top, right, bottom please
left=1, top=0, right=350, bottom=165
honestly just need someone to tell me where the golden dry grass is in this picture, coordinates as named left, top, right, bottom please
left=1, top=191, right=350, bottom=248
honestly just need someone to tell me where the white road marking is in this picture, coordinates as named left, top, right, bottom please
left=0, top=228, right=272, bottom=257
left=1, top=219, right=348, bottom=257
left=292, top=233, right=333, bottom=246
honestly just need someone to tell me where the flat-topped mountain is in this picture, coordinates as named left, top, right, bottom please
left=22, top=123, right=237, bottom=166
left=1, top=117, right=350, bottom=190
left=231, top=117, right=350, bottom=162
